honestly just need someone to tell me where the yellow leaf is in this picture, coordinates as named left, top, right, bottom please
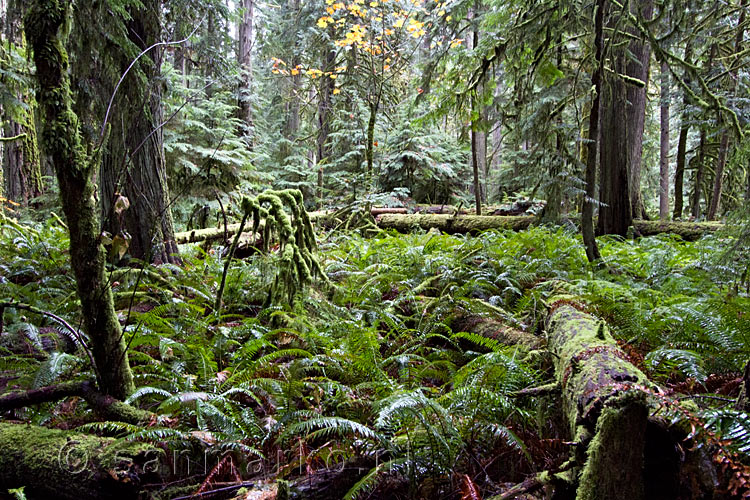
left=330, top=74, right=338, bottom=79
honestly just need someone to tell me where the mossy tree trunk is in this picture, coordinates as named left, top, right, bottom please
left=99, top=0, right=178, bottom=265
left=1, top=0, right=43, bottom=206
left=25, top=0, right=135, bottom=399
left=625, top=0, right=652, bottom=221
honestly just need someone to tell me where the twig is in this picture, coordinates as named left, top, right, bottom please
left=0, top=300, right=94, bottom=367
left=170, top=481, right=255, bottom=500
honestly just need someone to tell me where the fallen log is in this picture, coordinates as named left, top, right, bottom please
left=377, top=214, right=723, bottom=239
left=376, top=214, right=535, bottom=234
left=175, top=212, right=724, bottom=246
left=545, top=301, right=697, bottom=499
left=632, top=220, right=724, bottom=241
left=0, top=422, right=161, bottom=499
left=450, top=310, right=542, bottom=350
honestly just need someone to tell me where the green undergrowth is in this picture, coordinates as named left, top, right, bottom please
left=2, top=216, right=750, bottom=497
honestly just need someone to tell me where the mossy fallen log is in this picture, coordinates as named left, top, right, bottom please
left=377, top=214, right=723, bottom=239
left=175, top=212, right=724, bottom=246
left=451, top=311, right=542, bottom=350
left=376, top=214, right=536, bottom=234
left=545, top=301, right=679, bottom=499
left=633, top=220, right=724, bottom=241
left=0, top=422, right=161, bottom=500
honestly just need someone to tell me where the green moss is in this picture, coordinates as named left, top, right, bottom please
left=576, top=392, right=648, bottom=500
left=0, top=423, right=159, bottom=498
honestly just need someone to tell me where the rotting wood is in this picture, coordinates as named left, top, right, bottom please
left=0, top=422, right=161, bottom=500
left=544, top=300, right=693, bottom=499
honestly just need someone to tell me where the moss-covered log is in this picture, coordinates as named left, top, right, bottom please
left=376, top=214, right=535, bottom=234
left=633, top=220, right=723, bottom=241
left=377, top=214, right=723, bottom=239
left=25, top=0, right=134, bottom=399
left=451, top=311, right=542, bottom=350
left=0, top=422, right=161, bottom=500
left=545, top=302, right=675, bottom=499
left=176, top=213, right=723, bottom=246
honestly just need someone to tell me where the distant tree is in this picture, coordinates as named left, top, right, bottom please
left=0, top=0, right=42, bottom=206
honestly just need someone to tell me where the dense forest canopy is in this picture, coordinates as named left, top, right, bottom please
left=1, top=0, right=750, bottom=498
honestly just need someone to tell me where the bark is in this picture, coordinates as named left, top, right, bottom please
left=597, top=4, right=632, bottom=237
left=100, top=0, right=179, bottom=265
left=365, top=100, right=377, bottom=190
left=0, top=422, right=160, bottom=500
left=659, top=61, right=670, bottom=221
left=238, top=0, right=254, bottom=144
left=707, top=131, right=729, bottom=220
left=582, top=0, right=603, bottom=262
left=471, top=117, right=482, bottom=215
left=626, top=0, right=653, bottom=221
left=672, top=41, right=693, bottom=220
left=691, top=129, right=707, bottom=218
left=468, top=26, right=483, bottom=215
left=25, top=0, right=135, bottom=399
left=691, top=44, right=716, bottom=219
left=376, top=214, right=535, bottom=234
left=317, top=46, right=335, bottom=207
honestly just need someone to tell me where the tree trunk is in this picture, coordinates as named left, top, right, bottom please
left=597, top=5, right=632, bottom=237
left=1, top=2, right=43, bottom=206
left=317, top=47, right=335, bottom=208
left=706, top=0, right=745, bottom=220
left=707, top=130, right=729, bottom=220
left=99, top=0, right=178, bottom=265
left=365, top=100, right=377, bottom=191
left=691, top=43, right=716, bottom=219
left=238, top=0, right=254, bottom=144
left=26, top=0, right=135, bottom=399
left=468, top=26, right=483, bottom=215
left=582, top=0, right=604, bottom=261
left=672, top=41, right=693, bottom=220
left=659, top=61, right=670, bottom=221
left=691, top=129, right=707, bottom=218
left=626, top=0, right=653, bottom=221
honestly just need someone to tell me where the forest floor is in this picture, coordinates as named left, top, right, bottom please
left=1, top=217, right=750, bottom=499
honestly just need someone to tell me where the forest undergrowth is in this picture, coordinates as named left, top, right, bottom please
left=2, top=216, right=750, bottom=499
